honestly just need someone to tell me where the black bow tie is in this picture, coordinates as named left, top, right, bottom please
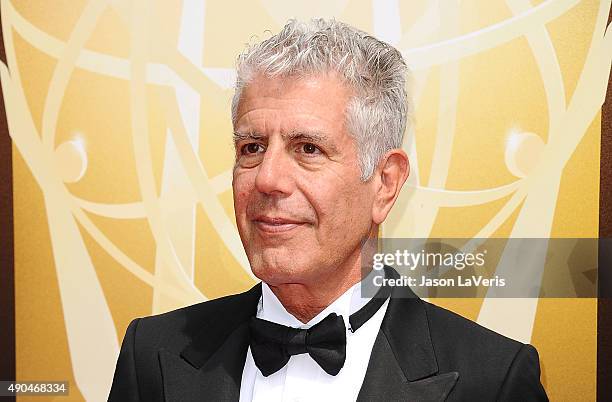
left=249, top=268, right=393, bottom=377
left=250, top=312, right=347, bottom=376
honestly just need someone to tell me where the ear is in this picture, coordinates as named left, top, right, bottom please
left=371, top=149, right=409, bottom=225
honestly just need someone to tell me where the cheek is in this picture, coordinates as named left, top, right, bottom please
left=310, top=180, right=372, bottom=231
left=232, top=187, right=253, bottom=245
left=232, top=175, right=254, bottom=216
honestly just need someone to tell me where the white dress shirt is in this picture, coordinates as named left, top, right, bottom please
left=239, top=277, right=390, bottom=402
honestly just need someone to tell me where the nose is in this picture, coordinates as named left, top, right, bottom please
left=254, top=144, right=294, bottom=196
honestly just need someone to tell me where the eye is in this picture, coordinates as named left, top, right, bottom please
left=241, top=143, right=265, bottom=155
left=299, top=143, right=321, bottom=155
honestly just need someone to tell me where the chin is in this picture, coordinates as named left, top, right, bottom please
left=249, top=259, right=313, bottom=286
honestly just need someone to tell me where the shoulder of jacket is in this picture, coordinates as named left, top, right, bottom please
left=132, top=282, right=261, bottom=342
left=422, top=300, right=524, bottom=354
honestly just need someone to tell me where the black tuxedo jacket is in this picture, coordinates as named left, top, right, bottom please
left=108, top=281, right=548, bottom=401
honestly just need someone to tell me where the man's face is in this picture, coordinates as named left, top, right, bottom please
left=232, top=73, right=377, bottom=286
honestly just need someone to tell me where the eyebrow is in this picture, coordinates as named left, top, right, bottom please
left=284, top=130, right=326, bottom=143
left=233, top=132, right=263, bottom=143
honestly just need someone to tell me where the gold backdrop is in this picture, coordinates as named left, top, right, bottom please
left=2, top=0, right=610, bottom=400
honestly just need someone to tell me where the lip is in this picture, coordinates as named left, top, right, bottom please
left=252, top=216, right=306, bottom=233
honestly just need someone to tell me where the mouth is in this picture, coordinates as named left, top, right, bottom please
left=252, top=216, right=306, bottom=234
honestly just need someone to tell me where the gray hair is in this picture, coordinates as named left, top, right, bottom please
left=231, top=18, right=411, bottom=180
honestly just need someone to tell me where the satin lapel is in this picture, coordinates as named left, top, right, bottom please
left=358, top=270, right=458, bottom=401
left=160, top=322, right=250, bottom=402
left=159, top=284, right=262, bottom=402
left=357, top=330, right=458, bottom=402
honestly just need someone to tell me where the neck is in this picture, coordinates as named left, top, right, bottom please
left=267, top=238, right=379, bottom=322
left=268, top=267, right=363, bottom=323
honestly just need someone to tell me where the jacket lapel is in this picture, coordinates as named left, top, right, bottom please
left=159, top=283, right=262, bottom=402
left=357, top=272, right=459, bottom=402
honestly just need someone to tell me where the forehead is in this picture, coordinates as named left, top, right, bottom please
left=234, top=73, right=353, bottom=135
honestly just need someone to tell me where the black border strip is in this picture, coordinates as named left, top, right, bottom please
left=597, top=7, right=612, bottom=402
left=0, top=6, right=16, bottom=402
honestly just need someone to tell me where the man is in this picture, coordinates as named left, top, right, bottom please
left=109, top=19, right=548, bottom=401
